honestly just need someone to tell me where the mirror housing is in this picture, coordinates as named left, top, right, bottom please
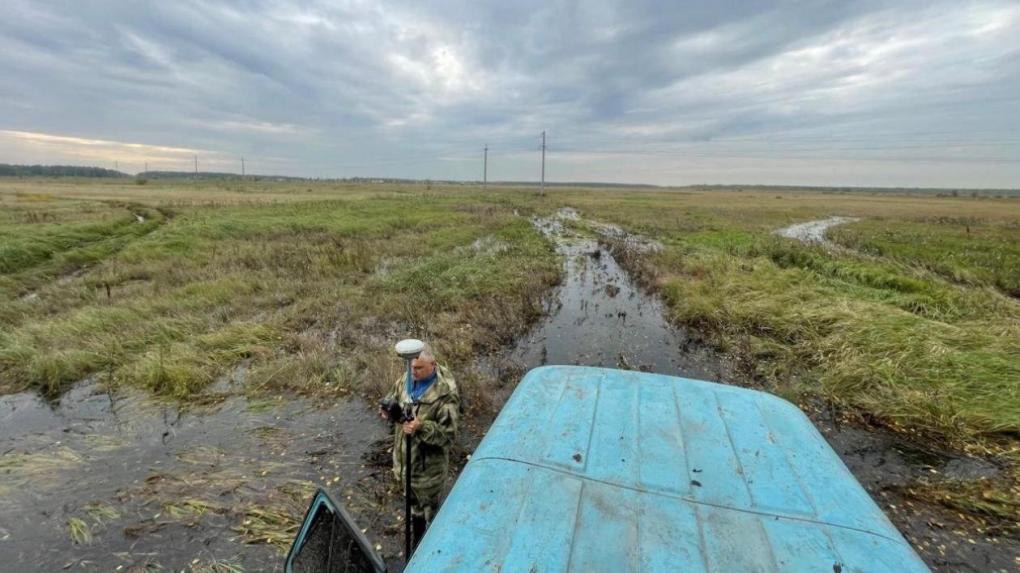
left=284, top=488, right=387, bottom=573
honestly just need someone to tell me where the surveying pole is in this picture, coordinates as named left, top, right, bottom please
left=483, top=144, right=488, bottom=188
left=394, top=338, right=425, bottom=560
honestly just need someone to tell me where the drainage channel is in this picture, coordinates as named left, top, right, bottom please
left=480, top=208, right=735, bottom=398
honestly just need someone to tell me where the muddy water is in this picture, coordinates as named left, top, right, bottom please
left=0, top=376, right=386, bottom=572
left=488, top=209, right=732, bottom=388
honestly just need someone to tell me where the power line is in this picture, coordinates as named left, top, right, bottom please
left=540, top=131, right=546, bottom=196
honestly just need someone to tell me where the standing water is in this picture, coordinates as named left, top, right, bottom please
left=0, top=375, right=386, bottom=572
left=3, top=208, right=1004, bottom=572
left=497, top=209, right=731, bottom=383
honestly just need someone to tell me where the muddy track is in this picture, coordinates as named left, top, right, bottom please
left=11, top=203, right=168, bottom=306
left=0, top=375, right=388, bottom=572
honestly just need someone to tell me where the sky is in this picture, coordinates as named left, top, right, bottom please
left=1, top=0, right=1017, bottom=188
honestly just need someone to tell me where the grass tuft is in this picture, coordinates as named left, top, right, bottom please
left=66, top=516, right=94, bottom=545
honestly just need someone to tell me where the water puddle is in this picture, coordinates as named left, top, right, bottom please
left=482, top=208, right=733, bottom=395
left=776, top=216, right=859, bottom=247
left=0, top=378, right=386, bottom=572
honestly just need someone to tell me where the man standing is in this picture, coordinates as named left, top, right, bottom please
left=379, top=347, right=460, bottom=551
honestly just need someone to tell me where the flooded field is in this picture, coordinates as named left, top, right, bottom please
left=0, top=375, right=387, bottom=572
left=2, top=204, right=1016, bottom=572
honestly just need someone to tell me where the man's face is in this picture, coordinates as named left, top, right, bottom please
left=411, top=357, right=436, bottom=381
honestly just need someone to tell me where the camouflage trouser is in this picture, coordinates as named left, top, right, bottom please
left=393, top=436, right=449, bottom=520
left=391, top=448, right=448, bottom=519
left=406, top=478, right=443, bottom=520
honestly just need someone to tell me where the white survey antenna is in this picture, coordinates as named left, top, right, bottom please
left=395, top=339, right=425, bottom=359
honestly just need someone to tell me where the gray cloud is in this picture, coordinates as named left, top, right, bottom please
left=1, top=0, right=1017, bottom=187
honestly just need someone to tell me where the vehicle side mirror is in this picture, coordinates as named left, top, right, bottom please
left=284, top=488, right=387, bottom=573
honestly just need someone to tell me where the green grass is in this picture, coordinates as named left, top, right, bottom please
left=831, top=218, right=1020, bottom=297
left=0, top=202, right=166, bottom=322
left=2, top=179, right=1017, bottom=532
left=66, top=516, right=93, bottom=545
left=562, top=191, right=1020, bottom=448
left=2, top=180, right=1015, bottom=443
left=657, top=241, right=1019, bottom=436
left=0, top=183, right=558, bottom=399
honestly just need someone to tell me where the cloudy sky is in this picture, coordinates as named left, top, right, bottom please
left=1, top=0, right=1017, bottom=187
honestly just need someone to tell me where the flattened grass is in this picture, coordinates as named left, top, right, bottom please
left=831, top=218, right=1020, bottom=297
left=0, top=182, right=558, bottom=400
left=647, top=240, right=1020, bottom=438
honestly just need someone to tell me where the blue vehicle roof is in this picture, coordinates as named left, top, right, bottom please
left=407, top=366, right=929, bottom=572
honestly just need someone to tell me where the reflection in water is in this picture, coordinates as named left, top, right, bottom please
left=504, top=210, right=730, bottom=382
left=0, top=377, right=385, bottom=572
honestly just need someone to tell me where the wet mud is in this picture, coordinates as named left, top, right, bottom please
left=811, top=406, right=1015, bottom=572
left=489, top=209, right=733, bottom=389
left=0, top=375, right=387, bottom=572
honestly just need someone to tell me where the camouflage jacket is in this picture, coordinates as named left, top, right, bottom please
left=385, top=365, right=460, bottom=500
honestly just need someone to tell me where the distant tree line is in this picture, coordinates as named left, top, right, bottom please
left=140, top=170, right=304, bottom=181
left=0, top=164, right=128, bottom=178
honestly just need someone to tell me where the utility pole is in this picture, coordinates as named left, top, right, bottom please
left=540, top=131, right=546, bottom=196
left=144, top=162, right=148, bottom=173
left=194, top=155, right=198, bottom=176
left=483, top=144, right=488, bottom=188
left=241, top=157, right=245, bottom=177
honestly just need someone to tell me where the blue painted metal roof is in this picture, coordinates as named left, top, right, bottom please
left=407, top=366, right=929, bottom=572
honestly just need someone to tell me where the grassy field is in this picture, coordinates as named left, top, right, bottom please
left=3, top=180, right=1018, bottom=439
left=534, top=188, right=1020, bottom=445
left=2, top=178, right=1018, bottom=530
left=0, top=179, right=559, bottom=411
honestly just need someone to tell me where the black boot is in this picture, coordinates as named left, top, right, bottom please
left=411, top=515, right=428, bottom=552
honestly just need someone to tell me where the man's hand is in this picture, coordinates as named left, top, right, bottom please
left=402, top=418, right=422, bottom=435
left=378, top=407, right=389, bottom=421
